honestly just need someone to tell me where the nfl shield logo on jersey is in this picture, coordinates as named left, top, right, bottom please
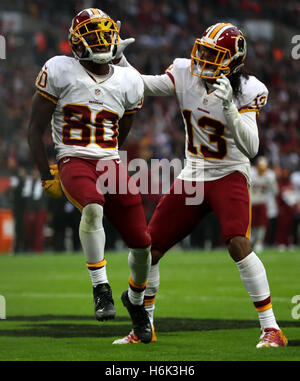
left=95, top=89, right=101, bottom=96
left=203, top=97, right=208, bottom=105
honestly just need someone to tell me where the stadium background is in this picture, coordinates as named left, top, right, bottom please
left=0, top=0, right=300, bottom=254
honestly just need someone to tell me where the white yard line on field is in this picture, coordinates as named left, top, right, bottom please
left=5, top=292, right=292, bottom=303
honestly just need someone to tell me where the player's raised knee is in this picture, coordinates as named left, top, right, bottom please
left=227, top=235, right=252, bottom=262
left=80, top=203, right=104, bottom=232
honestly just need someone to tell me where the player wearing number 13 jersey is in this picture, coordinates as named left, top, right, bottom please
left=114, top=23, right=287, bottom=347
left=28, top=8, right=153, bottom=344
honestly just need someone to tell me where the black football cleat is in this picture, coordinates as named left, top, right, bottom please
left=121, top=290, right=153, bottom=343
left=93, top=283, right=116, bottom=321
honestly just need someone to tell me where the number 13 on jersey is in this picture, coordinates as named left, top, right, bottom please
left=182, top=110, right=228, bottom=160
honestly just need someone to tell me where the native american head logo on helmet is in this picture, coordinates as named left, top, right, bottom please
left=68, top=8, right=120, bottom=64
left=191, top=23, right=247, bottom=80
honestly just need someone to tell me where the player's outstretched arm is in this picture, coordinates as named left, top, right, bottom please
left=118, top=114, right=135, bottom=148
left=27, top=92, right=56, bottom=180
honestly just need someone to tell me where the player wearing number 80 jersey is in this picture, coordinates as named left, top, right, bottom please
left=35, top=54, right=143, bottom=161
left=28, top=8, right=153, bottom=344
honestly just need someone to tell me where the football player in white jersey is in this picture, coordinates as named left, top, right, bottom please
left=113, top=23, right=287, bottom=347
left=250, top=157, right=278, bottom=253
left=27, top=8, right=153, bottom=343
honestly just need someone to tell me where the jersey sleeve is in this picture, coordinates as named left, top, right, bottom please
left=124, top=69, right=145, bottom=115
left=141, top=59, right=180, bottom=97
left=142, top=73, right=174, bottom=96
left=35, top=56, right=61, bottom=104
left=165, top=58, right=190, bottom=95
left=237, top=76, right=269, bottom=116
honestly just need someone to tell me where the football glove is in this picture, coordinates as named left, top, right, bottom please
left=114, top=21, right=135, bottom=60
left=213, top=74, right=233, bottom=110
left=41, top=164, right=64, bottom=199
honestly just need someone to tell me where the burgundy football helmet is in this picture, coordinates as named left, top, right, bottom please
left=191, top=23, right=247, bottom=79
left=68, top=8, right=119, bottom=64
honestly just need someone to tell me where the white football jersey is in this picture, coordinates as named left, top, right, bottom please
left=35, top=55, right=144, bottom=161
left=141, top=58, right=268, bottom=183
left=250, top=167, right=278, bottom=205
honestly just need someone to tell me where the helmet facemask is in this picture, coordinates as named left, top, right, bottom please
left=191, top=39, right=231, bottom=80
left=69, top=17, right=119, bottom=64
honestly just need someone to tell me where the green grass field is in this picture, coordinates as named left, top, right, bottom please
left=0, top=249, right=299, bottom=362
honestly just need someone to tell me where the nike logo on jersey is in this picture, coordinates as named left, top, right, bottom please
left=63, top=157, right=70, bottom=163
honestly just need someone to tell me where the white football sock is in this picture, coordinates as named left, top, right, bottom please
left=257, top=307, right=279, bottom=330
left=79, top=203, right=108, bottom=285
left=144, top=263, right=160, bottom=326
left=128, top=247, right=151, bottom=305
left=88, top=267, right=108, bottom=287
left=236, top=251, right=279, bottom=329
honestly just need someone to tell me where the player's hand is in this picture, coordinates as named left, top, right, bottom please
left=114, top=20, right=135, bottom=60
left=213, top=74, right=233, bottom=110
left=41, top=164, right=64, bottom=199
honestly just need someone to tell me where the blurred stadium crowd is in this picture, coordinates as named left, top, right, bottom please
left=0, top=0, right=300, bottom=253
